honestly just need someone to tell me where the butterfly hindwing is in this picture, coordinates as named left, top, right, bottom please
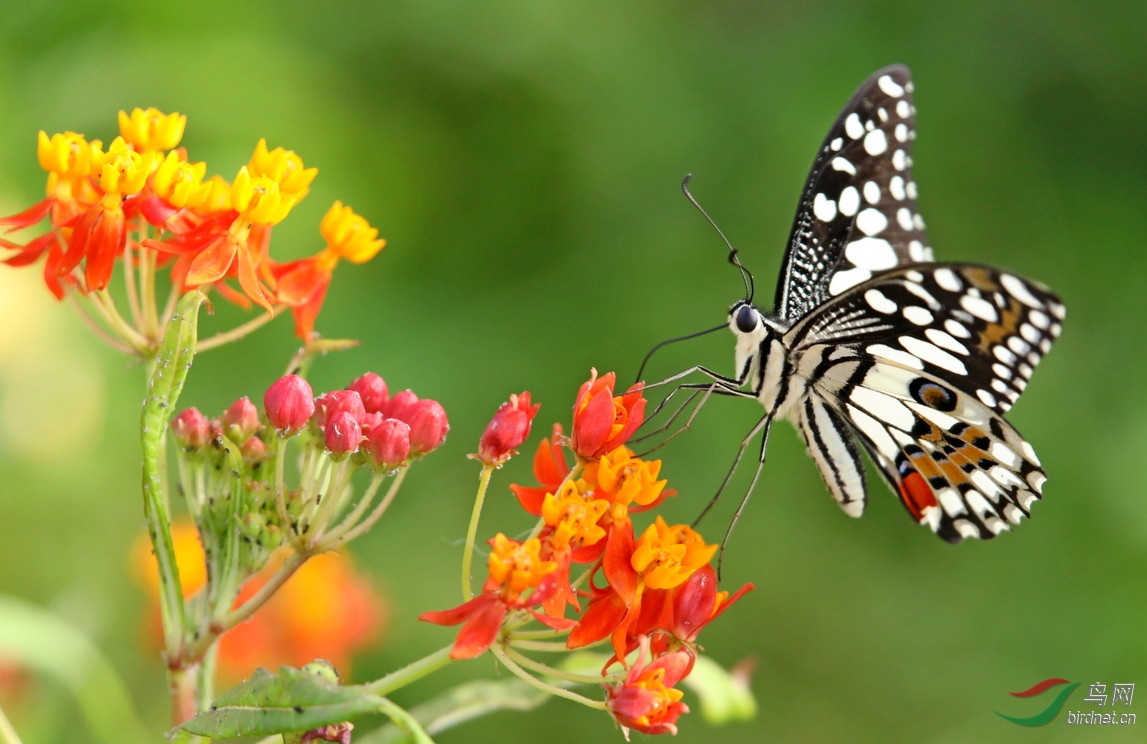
left=796, top=394, right=867, bottom=518
left=775, top=65, right=932, bottom=324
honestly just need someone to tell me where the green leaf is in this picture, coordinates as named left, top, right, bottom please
left=680, top=655, right=757, bottom=724
left=179, top=665, right=387, bottom=739
left=0, top=594, right=148, bottom=744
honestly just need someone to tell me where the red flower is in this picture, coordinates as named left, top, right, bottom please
left=605, top=637, right=692, bottom=736
left=264, top=374, right=315, bottom=434
left=509, top=425, right=571, bottom=515
left=570, top=369, right=646, bottom=460
left=476, top=392, right=540, bottom=467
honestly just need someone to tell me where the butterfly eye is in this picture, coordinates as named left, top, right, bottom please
left=735, top=305, right=759, bottom=333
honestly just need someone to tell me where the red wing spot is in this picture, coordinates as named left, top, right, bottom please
left=899, top=471, right=938, bottom=521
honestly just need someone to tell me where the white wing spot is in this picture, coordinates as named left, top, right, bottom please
left=848, top=405, right=900, bottom=458
left=924, top=327, right=968, bottom=354
left=944, top=319, right=971, bottom=338
left=903, top=306, right=934, bottom=326
left=1029, top=310, right=1050, bottom=329
left=895, top=123, right=908, bottom=142
left=878, top=74, right=905, bottom=97
left=991, top=363, right=1012, bottom=380
left=856, top=208, right=888, bottom=236
left=954, top=520, right=980, bottom=539
left=813, top=193, right=837, bottom=222
left=850, top=387, right=915, bottom=430
left=1021, top=440, right=1041, bottom=466
left=908, top=240, right=925, bottom=261
left=890, top=175, right=906, bottom=200
left=1004, top=504, right=1024, bottom=524
left=832, top=156, right=857, bottom=175
left=828, top=267, right=871, bottom=295
left=845, top=237, right=897, bottom=269
left=960, top=294, right=999, bottom=322
left=893, top=149, right=907, bottom=170
left=993, top=345, right=1017, bottom=365
left=1007, top=336, right=1030, bottom=355
left=976, top=389, right=997, bottom=408
left=1050, top=302, right=1066, bottom=320
left=899, top=336, right=968, bottom=375
left=1017, top=362, right=1033, bottom=378
left=991, top=441, right=1018, bottom=467
left=865, top=288, right=898, bottom=314
left=831, top=137, right=843, bottom=151
left=897, top=207, right=914, bottom=231
left=906, top=270, right=924, bottom=282
left=863, top=181, right=880, bottom=204
left=934, top=268, right=962, bottom=292
left=913, top=213, right=926, bottom=230
left=1000, top=274, right=1043, bottom=308
left=864, top=129, right=888, bottom=156
left=878, top=107, right=889, bottom=123
left=906, top=181, right=918, bottom=199
left=1020, top=323, right=1040, bottom=344
left=937, top=488, right=966, bottom=517
left=896, top=99, right=910, bottom=118
left=844, top=113, right=864, bottom=139
left=838, top=186, right=860, bottom=217
left=868, top=343, right=924, bottom=370
left=991, top=378, right=1009, bottom=394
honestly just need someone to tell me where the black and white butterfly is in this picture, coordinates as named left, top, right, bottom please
left=659, top=65, right=1064, bottom=545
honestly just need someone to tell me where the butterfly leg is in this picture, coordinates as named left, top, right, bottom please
left=634, top=383, right=756, bottom=456
left=717, top=425, right=772, bottom=578
left=640, top=363, right=746, bottom=392
left=692, top=412, right=772, bottom=530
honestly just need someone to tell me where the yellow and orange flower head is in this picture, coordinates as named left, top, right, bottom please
left=632, top=517, right=717, bottom=591
left=186, top=174, right=233, bottom=214
left=97, top=136, right=160, bottom=197
left=588, top=446, right=669, bottom=523
left=570, top=369, right=647, bottom=460
left=487, top=534, right=556, bottom=601
left=247, top=138, right=317, bottom=202
left=37, top=130, right=102, bottom=180
left=153, top=151, right=207, bottom=209
left=541, top=481, right=609, bottom=555
left=320, top=201, right=385, bottom=263
left=118, top=107, right=187, bottom=152
left=606, top=639, right=692, bottom=736
left=231, top=165, right=296, bottom=226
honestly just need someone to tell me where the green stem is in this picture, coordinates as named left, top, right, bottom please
left=317, top=472, right=385, bottom=545
left=490, top=645, right=606, bottom=710
left=0, top=701, right=24, bottom=744
left=366, top=645, right=454, bottom=696
left=461, top=466, right=494, bottom=601
left=195, top=307, right=283, bottom=352
left=501, top=646, right=611, bottom=685
left=122, top=233, right=142, bottom=328
left=505, top=639, right=573, bottom=653
left=326, top=467, right=407, bottom=547
left=374, top=697, right=433, bottom=744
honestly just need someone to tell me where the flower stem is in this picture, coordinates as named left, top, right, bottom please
left=461, top=465, right=494, bottom=601
left=0, top=702, right=24, bottom=744
left=196, top=307, right=283, bottom=352
left=366, top=645, right=455, bottom=696
left=317, top=472, right=385, bottom=545
left=326, top=466, right=407, bottom=547
left=65, top=292, right=135, bottom=353
left=490, top=645, right=606, bottom=710
left=501, top=646, right=610, bottom=685
left=505, top=639, right=573, bottom=652
left=122, top=238, right=142, bottom=329
left=375, top=696, right=433, bottom=744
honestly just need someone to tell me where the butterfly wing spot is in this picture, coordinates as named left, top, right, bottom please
left=864, top=288, right=897, bottom=314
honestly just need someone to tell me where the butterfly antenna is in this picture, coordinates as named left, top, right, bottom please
left=681, top=174, right=754, bottom=302
left=635, top=322, right=728, bottom=384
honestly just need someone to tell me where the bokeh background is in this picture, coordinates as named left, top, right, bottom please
left=1, top=1, right=1144, bottom=742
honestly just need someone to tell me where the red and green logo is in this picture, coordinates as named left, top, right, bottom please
left=995, top=678, right=1080, bottom=726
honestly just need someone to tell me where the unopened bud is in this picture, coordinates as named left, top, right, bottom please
left=240, top=436, right=267, bottom=465
left=314, top=389, right=366, bottom=429
left=325, top=410, right=363, bottom=457
left=264, top=374, right=314, bottom=434
left=381, top=389, right=419, bottom=422
left=300, top=722, right=353, bottom=744
left=407, top=399, right=449, bottom=456
left=348, top=372, right=388, bottom=414
left=172, top=408, right=210, bottom=449
left=476, top=392, right=539, bottom=466
left=223, top=397, right=260, bottom=441
left=360, top=412, right=384, bottom=437
left=365, top=418, right=411, bottom=469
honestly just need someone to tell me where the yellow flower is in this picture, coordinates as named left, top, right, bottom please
left=320, top=201, right=385, bottom=263
left=542, top=481, right=609, bottom=554
left=230, top=165, right=296, bottom=225
left=631, top=516, right=717, bottom=590
left=587, top=447, right=668, bottom=527
left=247, top=138, right=317, bottom=202
left=152, top=151, right=207, bottom=208
left=37, top=131, right=102, bottom=178
left=186, top=175, right=233, bottom=214
left=487, top=534, right=556, bottom=599
left=118, top=108, right=187, bottom=152
left=96, top=137, right=160, bottom=196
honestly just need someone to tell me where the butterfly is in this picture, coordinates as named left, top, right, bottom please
left=667, top=65, right=1064, bottom=545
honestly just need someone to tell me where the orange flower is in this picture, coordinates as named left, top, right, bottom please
left=570, top=369, right=646, bottom=460
left=605, top=638, right=692, bottom=736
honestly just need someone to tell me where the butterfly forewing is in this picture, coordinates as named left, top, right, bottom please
left=784, top=264, right=1063, bottom=540
left=775, top=65, right=932, bottom=323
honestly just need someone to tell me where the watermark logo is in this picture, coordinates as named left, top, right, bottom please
left=996, top=678, right=1135, bottom=727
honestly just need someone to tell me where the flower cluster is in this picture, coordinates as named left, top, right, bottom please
left=421, top=370, right=752, bottom=736
left=0, top=108, right=384, bottom=352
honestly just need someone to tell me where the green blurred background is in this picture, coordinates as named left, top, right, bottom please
left=1, top=1, right=1144, bottom=742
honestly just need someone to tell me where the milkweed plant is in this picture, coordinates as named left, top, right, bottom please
left=0, top=109, right=757, bottom=743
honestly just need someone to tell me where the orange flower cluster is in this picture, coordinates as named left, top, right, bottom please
left=421, top=370, right=753, bottom=736
left=0, top=108, right=384, bottom=341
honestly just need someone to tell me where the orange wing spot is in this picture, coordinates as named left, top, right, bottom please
left=899, top=471, right=938, bottom=521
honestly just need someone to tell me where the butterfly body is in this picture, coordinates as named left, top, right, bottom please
left=702, top=65, right=1063, bottom=544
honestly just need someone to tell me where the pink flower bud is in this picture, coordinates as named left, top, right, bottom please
left=324, top=411, right=363, bottom=457
left=406, top=399, right=449, bottom=456
left=314, top=390, right=366, bottom=429
left=365, top=418, right=411, bottom=469
left=264, top=374, right=314, bottom=433
left=223, top=397, right=260, bottom=441
left=172, top=408, right=210, bottom=449
left=240, top=436, right=267, bottom=465
left=381, top=389, right=419, bottom=422
left=360, top=412, right=385, bottom=437
left=477, top=392, right=539, bottom=466
left=348, top=373, right=389, bottom=414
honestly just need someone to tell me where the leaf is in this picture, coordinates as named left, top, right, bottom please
left=0, top=594, right=148, bottom=744
left=680, top=655, right=758, bottom=724
left=179, top=665, right=387, bottom=739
